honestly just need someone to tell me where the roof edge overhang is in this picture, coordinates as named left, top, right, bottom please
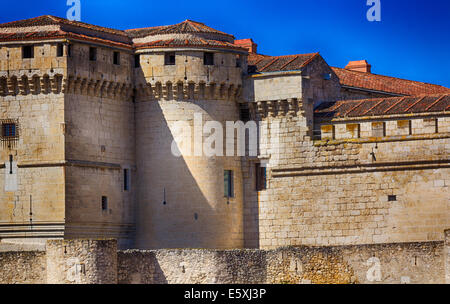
left=315, top=110, right=450, bottom=123
left=341, top=84, right=406, bottom=97
left=134, top=46, right=248, bottom=54
left=247, top=70, right=303, bottom=79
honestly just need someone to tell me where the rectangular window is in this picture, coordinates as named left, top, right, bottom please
left=204, top=52, right=214, bottom=65
left=134, top=54, right=140, bottom=68
left=101, top=196, right=108, bottom=211
left=256, top=163, right=267, bottom=191
left=113, top=51, right=120, bottom=65
left=22, top=46, right=34, bottom=59
left=57, top=44, right=64, bottom=57
left=164, top=52, right=176, bottom=65
left=89, top=47, right=97, bottom=61
left=2, top=123, right=17, bottom=138
left=239, top=104, right=250, bottom=122
left=224, top=170, right=234, bottom=198
left=124, top=169, right=129, bottom=191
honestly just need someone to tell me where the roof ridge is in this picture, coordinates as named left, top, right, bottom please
left=332, top=66, right=450, bottom=89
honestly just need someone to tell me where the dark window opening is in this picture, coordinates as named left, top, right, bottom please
left=124, top=169, right=129, bottom=191
left=57, top=44, right=64, bottom=57
left=224, top=170, right=234, bottom=198
left=9, top=155, right=13, bottom=174
left=2, top=123, right=17, bottom=138
left=256, top=163, right=267, bottom=191
left=164, top=52, right=176, bottom=65
left=102, top=196, right=108, bottom=210
left=236, top=55, right=241, bottom=68
left=239, top=104, right=250, bottom=122
left=204, top=52, right=214, bottom=66
left=22, top=46, right=34, bottom=59
left=89, top=47, right=97, bottom=61
left=113, top=51, right=120, bottom=65
left=388, top=195, right=397, bottom=202
left=134, top=54, right=140, bottom=68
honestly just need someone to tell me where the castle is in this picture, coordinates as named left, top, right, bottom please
left=0, top=15, right=448, bottom=254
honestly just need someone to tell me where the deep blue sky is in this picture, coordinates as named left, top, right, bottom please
left=1, top=0, right=449, bottom=87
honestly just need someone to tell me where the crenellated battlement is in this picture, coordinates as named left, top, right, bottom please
left=254, top=98, right=302, bottom=117
left=0, top=73, right=64, bottom=96
left=0, top=73, right=133, bottom=99
left=135, top=80, right=242, bottom=101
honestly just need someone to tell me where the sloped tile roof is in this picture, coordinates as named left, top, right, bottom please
left=332, top=67, right=450, bottom=96
left=0, top=30, right=132, bottom=48
left=315, top=94, right=450, bottom=119
left=126, top=19, right=234, bottom=39
left=0, top=16, right=240, bottom=51
left=248, top=52, right=318, bottom=73
left=0, top=15, right=128, bottom=37
left=134, top=38, right=245, bottom=51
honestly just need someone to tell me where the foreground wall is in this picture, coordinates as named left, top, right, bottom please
left=117, top=241, right=445, bottom=284
left=0, top=250, right=46, bottom=283
left=0, top=237, right=448, bottom=284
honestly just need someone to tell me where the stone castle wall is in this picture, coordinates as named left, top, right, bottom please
left=0, top=42, right=66, bottom=240
left=256, top=108, right=449, bottom=248
left=0, top=238, right=448, bottom=284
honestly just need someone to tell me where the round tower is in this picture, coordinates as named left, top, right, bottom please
left=128, top=20, right=248, bottom=249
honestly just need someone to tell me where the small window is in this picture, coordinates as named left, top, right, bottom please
left=134, top=54, right=140, bottom=68
left=101, top=196, right=108, bottom=211
left=2, top=123, right=17, bottom=138
left=113, top=51, right=120, bottom=65
left=8, top=155, right=13, bottom=174
left=224, top=170, right=234, bottom=198
left=124, top=169, right=129, bottom=191
left=57, top=44, right=64, bottom=57
left=239, top=104, right=250, bottom=122
left=256, top=163, right=267, bottom=191
left=204, top=52, right=214, bottom=65
left=22, top=46, right=34, bottom=59
left=164, top=52, right=176, bottom=65
left=388, top=195, right=397, bottom=202
left=89, top=47, right=97, bottom=61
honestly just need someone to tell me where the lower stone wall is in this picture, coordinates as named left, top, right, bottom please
left=118, top=241, right=445, bottom=284
left=0, top=250, right=46, bottom=284
left=0, top=238, right=447, bottom=284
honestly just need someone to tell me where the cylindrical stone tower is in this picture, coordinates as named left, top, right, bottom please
left=128, top=20, right=248, bottom=249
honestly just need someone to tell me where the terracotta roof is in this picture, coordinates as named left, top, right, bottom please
left=135, top=38, right=245, bottom=51
left=332, top=67, right=450, bottom=96
left=126, top=20, right=234, bottom=39
left=0, top=31, right=132, bottom=49
left=248, top=52, right=319, bottom=73
left=315, top=94, right=450, bottom=119
left=0, top=15, right=128, bottom=37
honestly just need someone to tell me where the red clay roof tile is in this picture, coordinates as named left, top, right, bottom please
left=315, top=94, right=450, bottom=119
left=332, top=67, right=450, bottom=96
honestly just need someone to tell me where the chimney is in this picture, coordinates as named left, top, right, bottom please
left=234, top=38, right=257, bottom=53
left=345, top=60, right=371, bottom=73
